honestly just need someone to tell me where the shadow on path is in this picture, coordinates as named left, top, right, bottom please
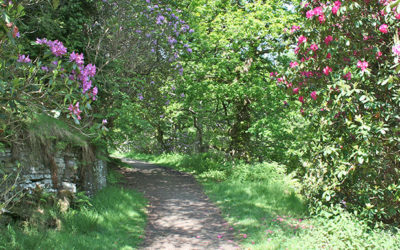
left=119, top=159, right=239, bottom=250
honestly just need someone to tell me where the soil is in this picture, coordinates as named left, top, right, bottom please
left=118, top=159, right=239, bottom=250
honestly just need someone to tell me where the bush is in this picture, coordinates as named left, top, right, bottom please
left=279, top=1, right=400, bottom=224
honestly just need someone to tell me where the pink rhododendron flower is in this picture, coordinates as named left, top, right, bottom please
left=293, top=88, right=299, bottom=94
left=310, top=91, right=317, bottom=100
left=310, top=44, right=318, bottom=51
left=290, top=61, right=299, bottom=68
left=376, top=51, right=382, bottom=59
left=324, top=35, right=333, bottom=45
left=291, top=25, right=300, bottom=33
left=299, top=96, right=304, bottom=103
left=319, top=15, right=326, bottom=23
left=357, top=60, right=369, bottom=72
left=392, top=44, right=400, bottom=56
left=326, top=53, right=331, bottom=59
left=298, top=35, right=307, bottom=44
left=313, top=7, right=323, bottom=16
left=343, top=72, right=352, bottom=80
left=306, top=10, right=315, bottom=19
left=323, top=66, right=332, bottom=75
left=332, top=1, right=341, bottom=15
left=379, top=24, right=388, bottom=33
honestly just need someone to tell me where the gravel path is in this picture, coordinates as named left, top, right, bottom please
left=119, top=159, right=239, bottom=250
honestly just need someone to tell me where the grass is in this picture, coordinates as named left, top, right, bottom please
left=116, top=151, right=400, bottom=249
left=0, top=170, right=147, bottom=250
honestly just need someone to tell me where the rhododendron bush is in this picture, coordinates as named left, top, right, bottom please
left=0, top=2, right=101, bottom=145
left=278, top=1, right=400, bottom=223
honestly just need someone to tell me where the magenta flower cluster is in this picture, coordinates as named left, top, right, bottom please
left=33, top=38, right=99, bottom=120
left=36, top=38, right=67, bottom=57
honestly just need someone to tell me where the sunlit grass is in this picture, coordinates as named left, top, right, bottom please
left=0, top=186, right=147, bottom=250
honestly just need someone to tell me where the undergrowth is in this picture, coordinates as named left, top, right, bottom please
left=117, top=151, right=400, bottom=249
left=0, top=169, right=147, bottom=250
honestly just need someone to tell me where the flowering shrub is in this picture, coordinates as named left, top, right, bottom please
left=277, top=1, right=400, bottom=224
left=0, top=2, right=101, bottom=146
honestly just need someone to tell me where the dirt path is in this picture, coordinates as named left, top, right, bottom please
left=119, top=159, right=239, bottom=250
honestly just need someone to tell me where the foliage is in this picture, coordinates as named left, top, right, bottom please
left=278, top=1, right=400, bottom=224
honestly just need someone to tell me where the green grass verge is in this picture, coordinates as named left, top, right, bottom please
left=117, top=151, right=400, bottom=249
left=0, top=178, right=147, bottom=250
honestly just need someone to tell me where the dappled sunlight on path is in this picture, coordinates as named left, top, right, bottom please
left=120, top=159, right=239, bottom=250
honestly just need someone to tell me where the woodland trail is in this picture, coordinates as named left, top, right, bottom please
left=119, top=159, right=239, bottom=250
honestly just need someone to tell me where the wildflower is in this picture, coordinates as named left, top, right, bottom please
left=293, top=88, right=299, bottom=94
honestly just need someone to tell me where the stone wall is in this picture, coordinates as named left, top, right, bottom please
left=0, top=147, right=107, bottom=196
